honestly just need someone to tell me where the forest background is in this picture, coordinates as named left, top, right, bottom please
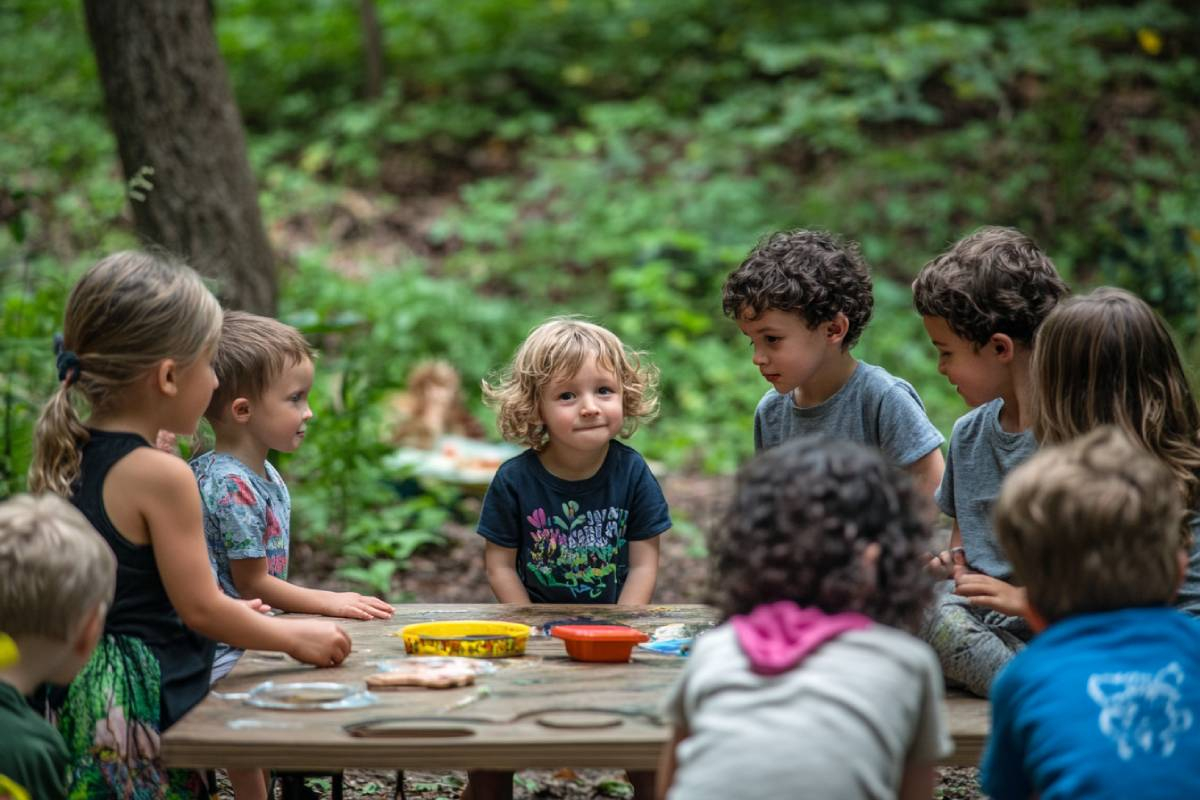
left=2, top=0, right=1199, bottom=599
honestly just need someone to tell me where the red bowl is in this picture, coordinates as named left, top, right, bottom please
left=550, top=625, right=650, bottom=663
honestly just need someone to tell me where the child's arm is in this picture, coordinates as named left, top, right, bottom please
left=134, top=452, right=351, bottom=665
left=228, top=559, right=394, bottom=620
left=484, top=542, right=531, bottom=603
left=906, top=448, right=945, bottom=508
left=655, top=725, right=687, bottom=800
left=617, top=536, right=661, bottom=605
left=927, top=520, right=964, bottom=579
left=898, top=761, right=936, bottom=800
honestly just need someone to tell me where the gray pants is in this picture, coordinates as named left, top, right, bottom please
left=921, top=581, right=1034, bottom=697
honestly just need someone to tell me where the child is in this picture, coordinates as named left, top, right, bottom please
left=470, top=318, right=671, bottom=800
left=722, top=229, right=945, bottom=499
left=912, top=225, right=1069, bottom=696
left=0, top=494, right=116, bottom=800
left=1032, top=287, right=1200, bottom=615
left=27, top=251, right=352, bottom=797
left=658, top=435, right=951, bottom=800
left=194, top=311, right=394, bottom=683
left=477, top=317, right=671, bottom=605
left=192, top=311, right=393, bottom=799
left=982, top=427, right=1200, bottom=799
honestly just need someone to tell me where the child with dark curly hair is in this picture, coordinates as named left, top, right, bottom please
left=913, top=226, right=1070, bottom=697
left=657, top=435, right=951, bottom=800
left=723, top=229, right=945, bottom=500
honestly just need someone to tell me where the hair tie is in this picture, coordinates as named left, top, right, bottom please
left=54, top=333, right=81, bottom=386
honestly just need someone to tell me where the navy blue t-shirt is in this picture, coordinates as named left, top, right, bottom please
left=982, top=607, right=1200, bottom=800
left=477, top=440, right=671, bottom=603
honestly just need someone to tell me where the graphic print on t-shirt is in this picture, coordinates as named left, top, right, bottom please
left=524, top=500, right=628, bottom=600
left=1087, top=662, right=1194, bottom=760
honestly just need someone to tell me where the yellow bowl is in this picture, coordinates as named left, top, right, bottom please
left=396, top=621, right=531, bottom=658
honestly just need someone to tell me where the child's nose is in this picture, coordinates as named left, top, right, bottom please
left=752, top=349, right=768, bottom=366
left=303, top=405, right=314, bottom=421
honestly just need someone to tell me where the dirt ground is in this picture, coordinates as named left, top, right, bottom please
left=275, top=474, right=982, bottom=800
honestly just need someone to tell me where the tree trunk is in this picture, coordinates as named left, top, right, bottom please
left=359, top=0, right=385, bottom=99
left=82, top=0, right=276, bottom=314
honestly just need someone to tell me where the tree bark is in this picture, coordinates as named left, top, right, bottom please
left=359, top=0, right=385, bottom=100
left=82, top=0, right=276, bottom=314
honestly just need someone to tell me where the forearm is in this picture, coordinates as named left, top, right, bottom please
left=656, top=727, right=686, bottom=800
left=179, top=590, right=295, bottom=651
left=235, top=570, right=334, bottom=615
left=486, top=563, right=530, bottom=604
left=618, top=563, right=657, bottom=605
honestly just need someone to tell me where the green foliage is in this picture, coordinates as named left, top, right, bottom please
left=3, top=0, right=1200, bottom=583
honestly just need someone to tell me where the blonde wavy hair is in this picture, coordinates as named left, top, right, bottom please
left=482, top=317, right=659, bottom=449
left=28, top=251, right=223, bottom=496
left=995, top=427, right=1187, bottom=624
left=1032, top=287, right=1200, bottom=510
left=0, top=493, right=116, bottom=640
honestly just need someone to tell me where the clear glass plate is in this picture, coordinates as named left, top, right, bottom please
left=242, top=681, right=377, bottom=711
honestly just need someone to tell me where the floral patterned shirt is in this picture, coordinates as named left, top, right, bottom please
left=477, top=441, right=671, bottom=603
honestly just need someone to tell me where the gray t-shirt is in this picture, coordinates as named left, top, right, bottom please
left=664, top=623, right=952, bottom=800
left=753, top=361, right=944, bottom=467
left=935, top=398, right=1037, bottom=579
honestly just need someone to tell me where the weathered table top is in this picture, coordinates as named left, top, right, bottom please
left=162, top=604, right=988, bottom=770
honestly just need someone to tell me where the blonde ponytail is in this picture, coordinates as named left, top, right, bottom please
left=28, top=381, right=90, bottom=496
left=27, top=250, right=223, bottom=497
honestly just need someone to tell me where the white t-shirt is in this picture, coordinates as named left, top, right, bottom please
left=664, top=622, right=952, bottom=800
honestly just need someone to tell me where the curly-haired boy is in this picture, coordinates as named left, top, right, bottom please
left=913, top=225, right=1069, bottom=696
left=723, top=229, right=945, bottom=499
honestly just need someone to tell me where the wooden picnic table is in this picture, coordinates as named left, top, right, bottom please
left=162, top=604, right=989, bottom=772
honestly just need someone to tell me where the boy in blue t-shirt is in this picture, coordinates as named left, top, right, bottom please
left=723, top=229, right=944, bottom=500
left=912, top=226, right=1070, bottom=697
left=983, top=427, right=1200, bottom=800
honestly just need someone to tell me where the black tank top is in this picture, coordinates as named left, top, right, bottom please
left=72, top=429, right=215, bottom=727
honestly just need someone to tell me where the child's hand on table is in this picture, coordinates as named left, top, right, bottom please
left=322, top=592, right=395, bottom=621
left=285, top=619, right=352, bottom=667
left=240, top=597, right=272, bottom=614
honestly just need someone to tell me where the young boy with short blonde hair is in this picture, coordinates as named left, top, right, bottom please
left=913, top=225, right=1069, bottom=696
left=192, top=311, right=394, bottom=799
left=0, top=493, right=116, bottom=800
left=724, top=229, right=945, bottom=499
left=983, top=427, right=1200, bottom=799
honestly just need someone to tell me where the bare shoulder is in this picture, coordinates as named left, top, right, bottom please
left=102, top=447, right=199, bottom=545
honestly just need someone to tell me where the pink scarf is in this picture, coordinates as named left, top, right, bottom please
left=731, top=600, right=871, bottom=675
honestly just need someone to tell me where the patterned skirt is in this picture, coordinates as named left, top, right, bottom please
left=48, top=634, right=209, bottom=799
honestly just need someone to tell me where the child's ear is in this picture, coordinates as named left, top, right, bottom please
left=72, top=602, right=106, bottom=659
left=231, top=397, right=253, bottom=423
left=824, top=312, right=850, bottom=345
left=155, top=359, right=179, bottom=397
left=989, top=333, right=1015, bottom=363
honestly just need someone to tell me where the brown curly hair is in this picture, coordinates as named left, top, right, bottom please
left=482, top=317, right=659, bottom=449
left=912, top=226, right=1069, bottom=347
left=708, top=435, right=934, bottom=631
left=722, top=229, right=874, bottom=349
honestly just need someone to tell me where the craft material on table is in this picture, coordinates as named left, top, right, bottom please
left=219, top=681, right=378, bottom=711
left=398, top=620, right=531, bottom=657
left=367, top=662, right=476, bottom=690
left=551, top=624, right=650, bottom=662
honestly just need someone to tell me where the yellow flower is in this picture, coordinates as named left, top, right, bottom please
left=1137, top=28, right=1163, bottom=56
